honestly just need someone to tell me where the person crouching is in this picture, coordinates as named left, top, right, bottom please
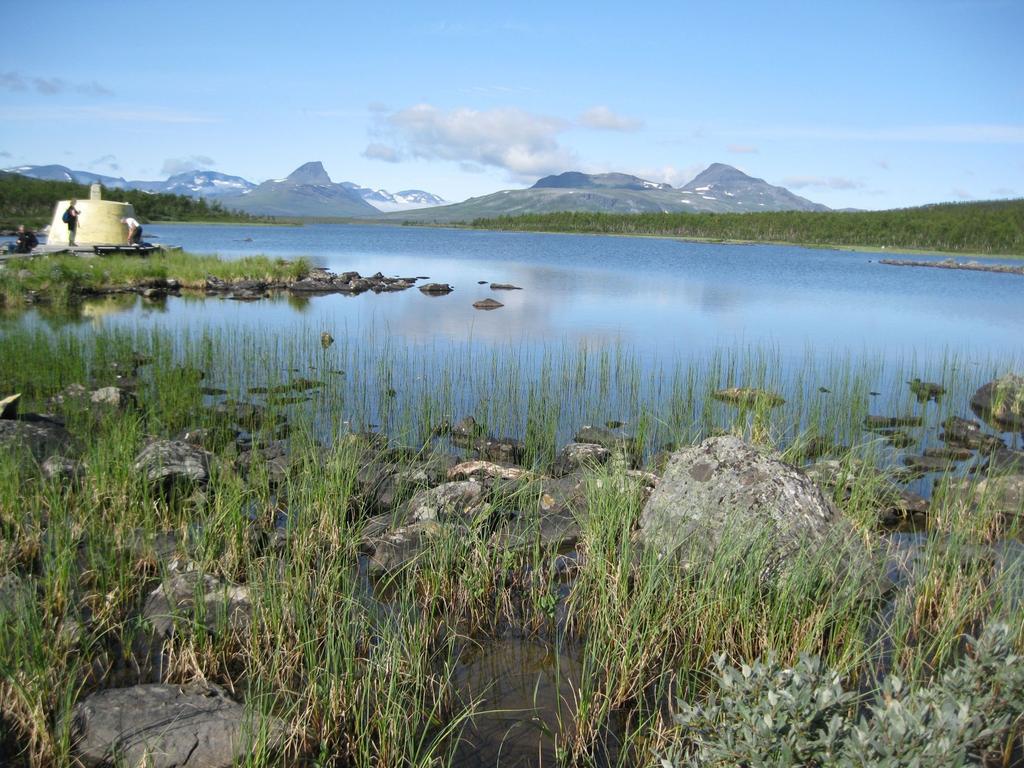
left=122, top=216, right=143, bottom=245
left=15, top=225, right=39, bottom=254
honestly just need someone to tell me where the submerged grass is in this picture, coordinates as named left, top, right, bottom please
left=0, top=323, right=1022, bottom=766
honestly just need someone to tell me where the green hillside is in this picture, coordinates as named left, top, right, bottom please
left=467, top=199, right=1024, bottom=256
left=0, top=173, right=263, bottom=230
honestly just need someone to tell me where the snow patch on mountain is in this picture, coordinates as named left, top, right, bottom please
left=341, top=182, right=447, bottom=211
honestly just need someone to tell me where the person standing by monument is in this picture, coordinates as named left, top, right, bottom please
left=63, top=201, right=80, bottom=246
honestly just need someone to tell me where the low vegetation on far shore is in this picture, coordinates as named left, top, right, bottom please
left=467, top=198, right=1024, bottom=257
left=0, top=251, right=310, bottom=306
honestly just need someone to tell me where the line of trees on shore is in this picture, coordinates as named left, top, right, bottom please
left=469, top=198, right=1024, bottom=256
left=0, top=173, right=261, bottom=230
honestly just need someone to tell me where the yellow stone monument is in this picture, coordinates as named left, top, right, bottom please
left=47, top=183, right=136, bottom=246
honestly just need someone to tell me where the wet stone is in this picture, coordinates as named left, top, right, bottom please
left=69, top=682, right=288, bottom=768
left=940, top=416, right=1004, bottom=452
left=865, top=414, right=924, bottom=429
left=923, top=446, right=974, bottom=462
left=941, top=474, right=1024, bottom=521
left=407, top=480, right=486, bottom=523
left=419, top=282, right=454, bottom=295
left=41, top=454, right=84, bottom=483
left=711, top=387, right=786, bottom=408
left=971, top=373, right=1024, bottom=429
left=473, top=298, right=504, bottom=310
left=474, top=436, right=525, bottom=464
left=143, top=569, right=252, bottom=640
left=133, top=439, right=211, bottom=487
left=551, top=442, right=612, bottom=477
left=908, top=378, right=946, bottom=402
left=0, top=414, right=73, bottom=462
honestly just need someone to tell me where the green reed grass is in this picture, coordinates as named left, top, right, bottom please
left=0, top=322, right=1022, bottom=766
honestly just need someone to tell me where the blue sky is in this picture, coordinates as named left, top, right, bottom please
left=2, top=0, right=1022, bottom=209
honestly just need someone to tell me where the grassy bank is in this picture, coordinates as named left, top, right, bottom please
left=0, top=250, right=310, bottom=306
left=0, top=173, right=264, bottom=230
left=1, top=326, right=1022, bottom=766
left=468, top=198, right=1024, bottom=257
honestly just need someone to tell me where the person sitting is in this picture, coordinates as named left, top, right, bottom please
left=14, top=225, right=39, bottom=254
left=122, top=216, right=143, bottom=245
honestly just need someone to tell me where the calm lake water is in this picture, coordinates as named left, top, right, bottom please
left=6, top=222, right=1024, bottom=365
left=4, top=226, right=1023, bottom=766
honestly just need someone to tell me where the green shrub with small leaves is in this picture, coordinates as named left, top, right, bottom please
left=663, top=624, right=1023, bottom=767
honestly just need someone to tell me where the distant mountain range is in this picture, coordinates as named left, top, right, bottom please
left=4, top=161, right=826, bottom=219
left=384, top=163, right=828, bottom=222
left=2, top=163, right=447, bottom=214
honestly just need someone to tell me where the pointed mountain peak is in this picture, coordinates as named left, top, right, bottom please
left=286, top=161, right=332, bottom=185
left=684, top=163, right=761, bottom=188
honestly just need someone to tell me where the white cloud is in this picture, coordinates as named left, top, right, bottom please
left=782, top=175, right=863, bottom=190
left=578, top=106, right=643, bottom=132
left=161, top=155, right=215, bottom=175
left=378, top=103, right=577, bottom=180
left=0, top=70, right=112, bottom=96
left=363, top=143, right=401, bottom=163
left=727, top=144, right=758, bottom=154
left=952, top=188, right=974, bottom=200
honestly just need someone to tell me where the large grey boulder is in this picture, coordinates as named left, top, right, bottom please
left=638, top=436, right=843, bottom=575
left=70, top=682, right=288, bottom=768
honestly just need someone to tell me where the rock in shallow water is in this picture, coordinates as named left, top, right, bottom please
left=971, top=373, right=1024, bottom=429
left=418, top=282, right=453, bottom=295
left=473, top=298, right=504, bottom=310
left=711, top=387, right=785, bottom=408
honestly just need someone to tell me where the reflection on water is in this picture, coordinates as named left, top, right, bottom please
left=4, top=223, right=1023, bottom=366
left=454, top=638, right=582, bottom=767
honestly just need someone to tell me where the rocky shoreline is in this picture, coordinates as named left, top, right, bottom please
left=8, top=263, right=520, bottom=308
